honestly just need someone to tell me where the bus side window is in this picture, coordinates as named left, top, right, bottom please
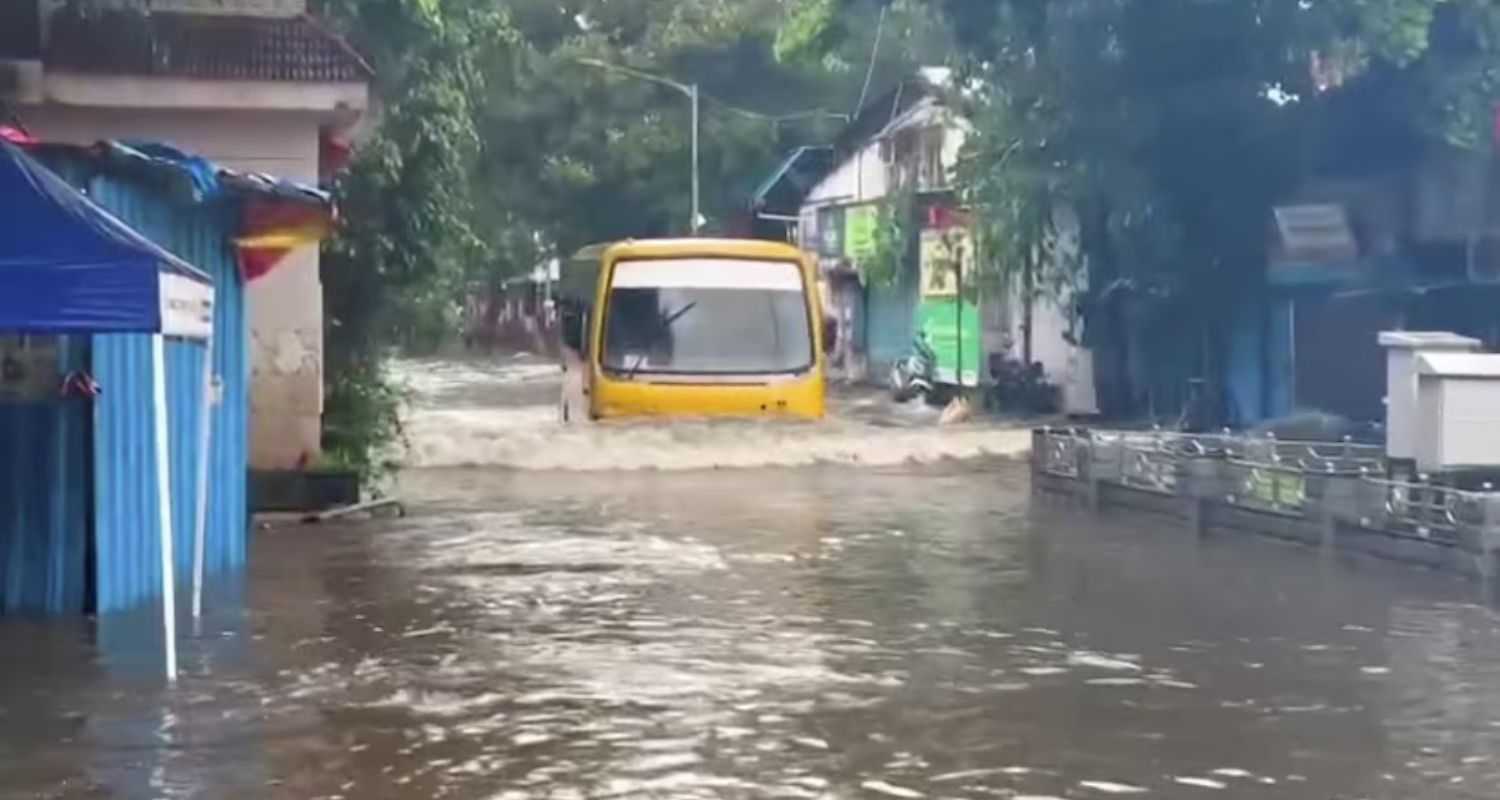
left=561, top=303, right=589, bottom=355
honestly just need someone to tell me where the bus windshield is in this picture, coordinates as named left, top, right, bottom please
left=602, top=258, right=813, bottom=375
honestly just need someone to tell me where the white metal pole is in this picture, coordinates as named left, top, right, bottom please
left=690, top=83, right=700, bottom=234
left=190, top=336, right=214, bottom=621
left=151, top=334, right=179, bottom=683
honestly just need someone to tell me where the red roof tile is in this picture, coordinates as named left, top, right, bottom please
left=45, top=10, right=371, bottom=83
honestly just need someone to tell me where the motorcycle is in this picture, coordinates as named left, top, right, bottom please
left=987, top=356, right=1059, bottom=414
left=890, top=334, right=938, bottom=403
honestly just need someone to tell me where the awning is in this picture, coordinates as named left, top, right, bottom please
left=0, top=140, right=212, bottom=335
left=235, top=198, right=334, bottom=281
left=87, top=140, right=336, bottom=282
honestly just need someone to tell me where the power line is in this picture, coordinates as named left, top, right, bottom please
left=855, top=4, right=889, bottom=116
left=698, top=93, right=851, bottom=126
left=573, top=57, right=849, bottom=129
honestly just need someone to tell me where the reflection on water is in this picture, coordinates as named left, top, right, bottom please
left=5, top=462, right=1500, bottom=798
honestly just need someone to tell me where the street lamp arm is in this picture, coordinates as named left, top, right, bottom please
left=574, top=59, right=851, bottom=125
left=702, top=100, right=852, bottom=125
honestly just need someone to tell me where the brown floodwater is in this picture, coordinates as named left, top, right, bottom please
left=4, top=460, right=1500, bottom=799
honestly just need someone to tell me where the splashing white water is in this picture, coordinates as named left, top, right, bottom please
left=862, top=779, right=926, bottom=798
left=1172, top=776, right=1227, bottom=789
left=394, top=356, right=1033, bottom=471
left=1079, top=780, right=1149, bottom=794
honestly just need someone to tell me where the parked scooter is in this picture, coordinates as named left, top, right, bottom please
left=890, top=333, right=938, bottom=403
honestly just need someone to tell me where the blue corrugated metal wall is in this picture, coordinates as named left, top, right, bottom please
left=86, top=176, right=248, bottom=614
left=1225, top=299, right=1296, bottom=426
left=866, top=278, right=918, bottom=371
left=1267, top=298, right=1294, bottom=418
left=166, top=339, right=211, bottom=580
left=0, top=337, right=90, bottom=615
left=91, top=336, right=211, bottom=612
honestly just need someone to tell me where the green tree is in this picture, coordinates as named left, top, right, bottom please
left=313, top=0, right=513, bottom=480
left=470, top=0, right=945, bottom=257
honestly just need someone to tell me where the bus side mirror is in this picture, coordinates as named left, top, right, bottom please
left=822, top=318, right=838, bottom=355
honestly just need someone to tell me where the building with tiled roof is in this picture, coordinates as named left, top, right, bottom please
left=1, top=0, right=372, bottom=471
left=44, top=8, right=371, bottom=83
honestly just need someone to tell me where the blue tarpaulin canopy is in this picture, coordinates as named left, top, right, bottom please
left=0, top=140, right=210, bottom=334
left=1, top=139, right=215, bottom=683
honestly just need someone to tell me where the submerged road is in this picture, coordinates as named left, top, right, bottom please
left=2, top=356, right=1500, bottom=799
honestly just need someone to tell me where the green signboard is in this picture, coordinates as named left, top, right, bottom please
left=914, top=221, right=981, bottom=386
left=917, top=297, right=982, bottom=386
left=844, top=205, right=878, bottom=262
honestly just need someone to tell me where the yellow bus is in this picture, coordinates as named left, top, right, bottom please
left=557, top=238, right=826, bottom=422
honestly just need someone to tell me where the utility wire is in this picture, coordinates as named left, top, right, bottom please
left=699, top=93, right=850, bottom=125
left=575, top=57, right=850, bottom=129
left=854, top=4, right=889, bottom=116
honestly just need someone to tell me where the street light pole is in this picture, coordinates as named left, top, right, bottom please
left=689, top=83, right=700, bottom=234
left=574, top=58, right=700, bottom=235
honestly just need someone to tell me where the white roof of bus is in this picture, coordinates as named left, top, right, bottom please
left=611, top=258, right=803, bottom=290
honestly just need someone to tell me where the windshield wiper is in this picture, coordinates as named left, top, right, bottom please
left=661, top=301, right=697, bottom=328
left=627, top=301, right=697, bottom=380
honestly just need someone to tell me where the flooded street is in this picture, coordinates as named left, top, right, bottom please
left=5, top=357, right=1500, bottom=799
left=396, top=356, right=1033, bottom=470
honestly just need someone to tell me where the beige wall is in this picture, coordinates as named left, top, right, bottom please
left=43, top=74, right=368, bottom=115
left=26, top=106, right=327, bottom=469
left=24, top=106, right=318, bottom=174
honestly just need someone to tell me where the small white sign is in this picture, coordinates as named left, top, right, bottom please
left=159, top=273, right=215, bottom=341
left=1273, top=204, right=1357, bottom=262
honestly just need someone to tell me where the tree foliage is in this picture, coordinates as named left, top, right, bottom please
left=476, top=0, right=949, bottom=257
left=862, top=186, right=918, bottom=289
left=312, top=0, right=512, bottom=480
